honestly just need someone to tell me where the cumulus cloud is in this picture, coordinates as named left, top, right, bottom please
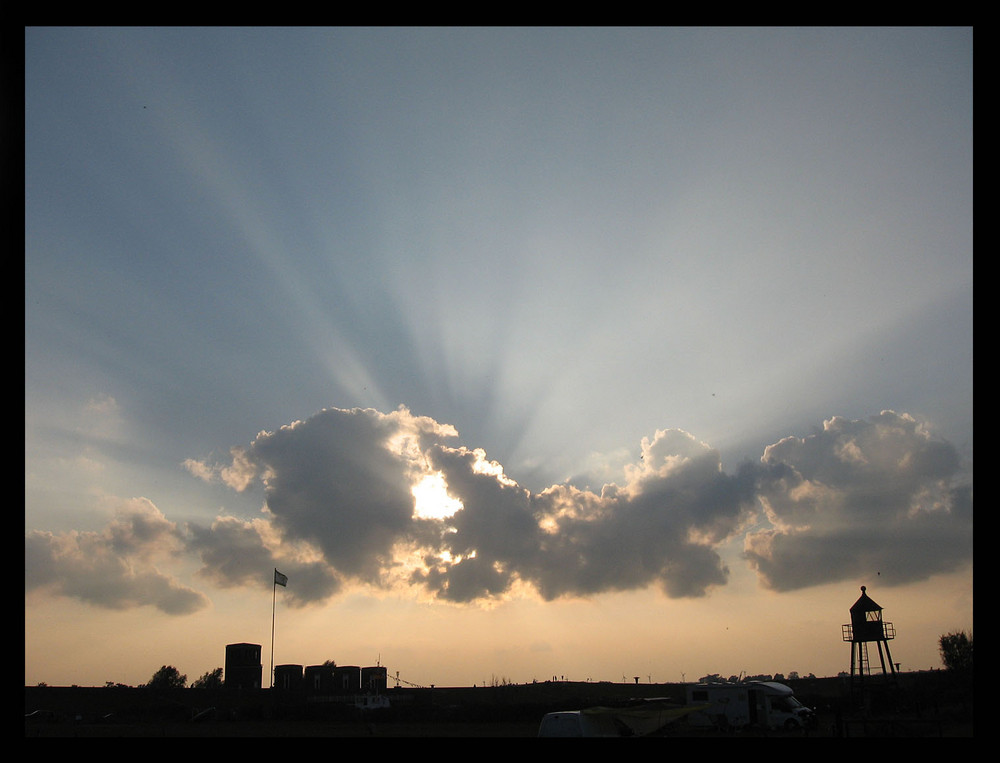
left=185, top=516, right=343, bottom=608
left=28, top=407, right=973, bottom=614
left=521, top=432, right=760, bottom=600
left=744, top=411, right=973, bottom=591
left=191, top=408, right=762, bottom=604
left=25, top=498, right=209, bottom=615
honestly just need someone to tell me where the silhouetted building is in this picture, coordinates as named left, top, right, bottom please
left=842, top=586, right=897, bottom=693
left=225, top=646, right=386, bottom=706
left=304, top=664, right=336, bottom=694
left=274, top=664, right=303, bottom=691
left=362, top=665, right=388, bottom=693
left=333, top=665, right=361, bottom=694
left=300, top=664, right=385, bottom=697
left=225, top=643, right=262, bottom=690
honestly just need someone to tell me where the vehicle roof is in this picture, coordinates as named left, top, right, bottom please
left=690, top=681, right=792, bottom=695
left=747, top=681, right=793, bottom=694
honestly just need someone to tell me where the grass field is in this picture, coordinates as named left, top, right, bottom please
left=25, top=671, right=972, bottom=737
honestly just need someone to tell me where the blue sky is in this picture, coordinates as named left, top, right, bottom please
left=25, top=27, right=972, bottom=688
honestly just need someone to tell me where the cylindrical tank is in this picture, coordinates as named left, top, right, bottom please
left=274, top=664, right=303, bottom=691
left=332, top=665, right=361, bottom=694
left=361, top=666, right=388, bottom=693
left=304, top=664, right=333, bottom=694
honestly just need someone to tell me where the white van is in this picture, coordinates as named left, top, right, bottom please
left=684, top=681, right=814, bottom=731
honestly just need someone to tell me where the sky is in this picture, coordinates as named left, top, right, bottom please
left=25, top=27, right=973, bottom=690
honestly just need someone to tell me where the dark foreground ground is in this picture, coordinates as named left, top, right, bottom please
left=26, top=671, right=973, bottom=738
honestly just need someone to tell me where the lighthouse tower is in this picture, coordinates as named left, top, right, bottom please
left=842, top=586, right=897, bottom=692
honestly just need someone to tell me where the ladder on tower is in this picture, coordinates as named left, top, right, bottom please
left=858, top=641, right=871, bottom=676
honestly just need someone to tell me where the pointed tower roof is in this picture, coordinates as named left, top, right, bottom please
left=850, top=585, right=881, bottom=613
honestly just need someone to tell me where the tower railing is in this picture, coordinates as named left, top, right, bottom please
left=842, top=621, right=895, bottom=641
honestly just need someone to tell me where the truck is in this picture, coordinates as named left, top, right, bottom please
left=684, top=681, right=815, bottom=731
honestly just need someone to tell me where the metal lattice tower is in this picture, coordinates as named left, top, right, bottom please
left=842, top=586, right=897, bottom=694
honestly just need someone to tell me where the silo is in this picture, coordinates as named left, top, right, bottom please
left=304, top=664, right=333, bottom=694
left=332, top=665, right=361, bottom=694
left=224, top=643, right=262, bottom=690
left=274, top=664, right=303, bottom=692
left=361, top=666, right=388, bottom=693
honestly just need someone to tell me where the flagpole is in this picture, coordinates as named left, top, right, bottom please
left=270, top=572, right=276, bottom=689
left=270, top=568, right=287, bottom=689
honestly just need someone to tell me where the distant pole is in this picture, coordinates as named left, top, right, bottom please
left=270, top=576, right=276, bottom=688
left=269, top=568, right=287, bottom=689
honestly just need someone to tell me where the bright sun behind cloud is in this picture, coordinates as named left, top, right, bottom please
left=412, top=472, right=463, bottom=520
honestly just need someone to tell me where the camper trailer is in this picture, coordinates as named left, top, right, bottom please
left=684, top=682, right=814, bottom=731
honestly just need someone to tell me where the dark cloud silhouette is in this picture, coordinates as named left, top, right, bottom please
left=521, top=450, right=760, bottom=601
left=185, top=517, right=343, bottom=607
left=178, top=408, right=764, bottom=604
left=744, top=411, right=972, bottom=591
left=25, top=498, right=208, bottom=615
left=429, top=429, right=761, bottom=602
left=26, top=407, right=972, bottom=614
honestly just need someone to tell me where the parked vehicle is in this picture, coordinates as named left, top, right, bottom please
left=684, top=681, right=815, bottom=731
left=538, top=698, right=703, bottom=737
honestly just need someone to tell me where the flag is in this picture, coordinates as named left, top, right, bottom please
left=274, top=569, right=288, bottom=587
